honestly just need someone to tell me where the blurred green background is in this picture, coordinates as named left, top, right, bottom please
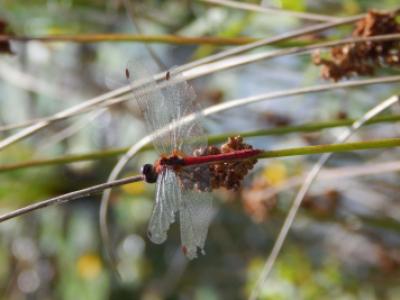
left=0, top=1, right=399, bottom=299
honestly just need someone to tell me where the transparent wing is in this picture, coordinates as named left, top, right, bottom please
left=147, top=169, right=181, bottom=244
left=179, top=190, right=214, bottom=259
left=126, top=60, right=170, bottom=154
left=161, top=75, right=208, bottom=155
left=126, top=60, right=207, bottom=155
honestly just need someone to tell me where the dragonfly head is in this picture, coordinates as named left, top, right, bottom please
left=141, top=164, right=158, bottom=183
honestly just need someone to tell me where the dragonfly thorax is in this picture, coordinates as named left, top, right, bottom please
left=155, top=152, right=185, bottom=172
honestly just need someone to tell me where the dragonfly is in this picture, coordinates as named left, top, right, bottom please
left=126, top=61, right=261, bottom=259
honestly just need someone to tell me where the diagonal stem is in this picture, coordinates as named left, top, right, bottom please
left=0, top=175, right=144, bottom=223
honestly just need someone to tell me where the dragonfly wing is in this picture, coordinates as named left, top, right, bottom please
left=179, top=190, right=214, bottom=259
left=148, top=170, right=181, bottom=244
left=126, top=61, right=207, bottom=154
left=126, top=60, right=172, bottom=154
left=161, top=74, right=208, bottom=155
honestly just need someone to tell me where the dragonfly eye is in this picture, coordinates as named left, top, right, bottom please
left=141, top=164, right=158, bottom=183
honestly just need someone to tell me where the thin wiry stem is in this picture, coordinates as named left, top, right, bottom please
left=201, top=0, right=342, bottom=22
left=1, top=138, right=400, bottom=172
left=99, top=136, right=151, bottom=279
left=0, top=34, right=258, bottom=45
left=0, top=14, right=364, bottom=150
left=174, top=15, right=362, bottom=74
left=257, top=137, right=400, bottom=158
left=199, top=75, right=400, bottom=117
left=249, top=95, right=400, bottom=300
left=181, top=33, right=400, bottom=80
left=0, top=175, right=144, bottom=224
left=2, top=114, right=400, bottom=173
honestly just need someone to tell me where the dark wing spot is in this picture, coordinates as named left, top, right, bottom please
left=125, top=68, right=130, bottom=79
left=165, top=71, right=170, bottom=80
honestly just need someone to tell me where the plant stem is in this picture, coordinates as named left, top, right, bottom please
left=258, top=138, right=400, bottom=159
left=0, top=174, right=144, bottom=223
left=0, top=34, right=316, bottom=47
left=0, top=34, right=256, bottom=45
left=0, top=147, right=130, bottom=172
left=201, top=0, right=342, bottom=22
left=1, top=135, right=399, bottom=173
left=208, top=115, right=400, bottom=144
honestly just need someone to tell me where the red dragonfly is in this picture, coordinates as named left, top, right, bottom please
left=126, top=62, right=260, bottom=259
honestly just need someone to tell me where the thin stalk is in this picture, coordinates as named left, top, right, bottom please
left=0, top=34, right=319, bottom=47
left=1, top=137, right=399, bottom=173
left=0, top=147, right=129, bottom=172
left=175, top=15, right=362, bottom=74
left=0, top=34, right=257, bottom=45
left=257, top=137, right=400, bottom=159
left=1, top=115, right=399, bottom=173
left=0, top=175, right=144, bottom=223
left=201, top=0, right=342, bottom=22
left=182, top=33, right=400, bottom=80
left=208, top=115, right=400, bottom=143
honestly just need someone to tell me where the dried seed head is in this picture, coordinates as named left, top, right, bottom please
left=312, top=10, right=400, bottom=81
left=182, top=136, right=259, bottom=191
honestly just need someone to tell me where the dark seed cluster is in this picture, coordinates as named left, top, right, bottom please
left=312, top=10, right=400, bottom=81
left=178, top=164, right=212, bottom=192
left=186, top=136, right=258, bottom=191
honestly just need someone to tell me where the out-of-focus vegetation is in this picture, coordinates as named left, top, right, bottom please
left=0, top=0, right=399, bottom=299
